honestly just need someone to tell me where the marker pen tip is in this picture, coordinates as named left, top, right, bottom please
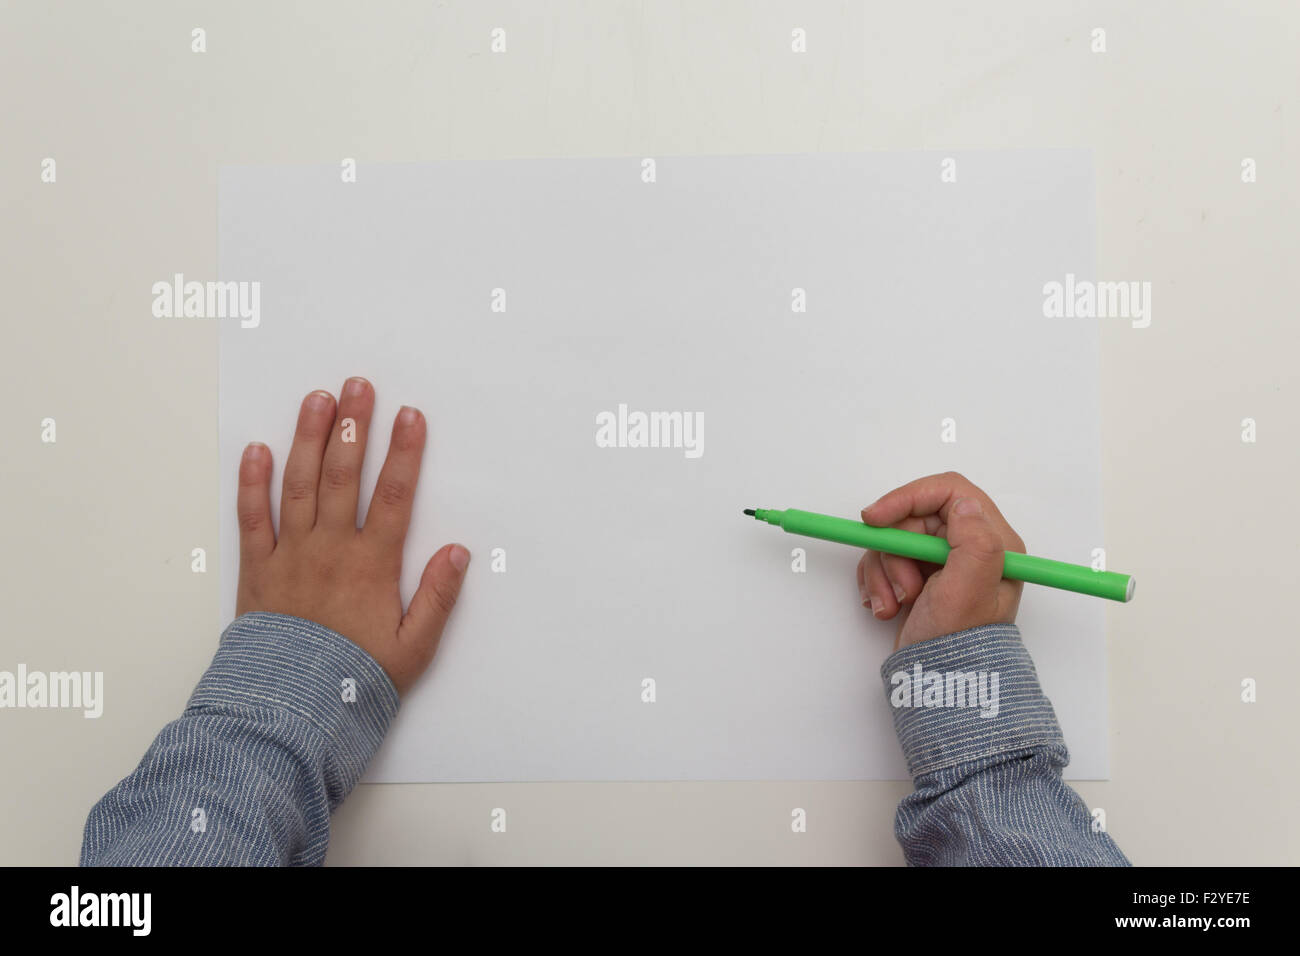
left=743, top=509, right=756, bottom=516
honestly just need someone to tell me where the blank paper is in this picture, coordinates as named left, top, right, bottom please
left=218, top=151, right=1106, bottom=781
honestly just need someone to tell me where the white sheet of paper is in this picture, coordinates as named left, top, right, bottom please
left=219, top=151, right=1105, bottom=781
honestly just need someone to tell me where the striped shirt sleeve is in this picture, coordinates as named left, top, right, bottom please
left=880, top=623, right=1130, bottom=866
left=80, top=612, right=398, bottom=866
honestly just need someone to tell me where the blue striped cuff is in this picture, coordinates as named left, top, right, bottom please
left=187, top=612, right=400, bottom=800
left=880, top=623, right=1064, bottom=778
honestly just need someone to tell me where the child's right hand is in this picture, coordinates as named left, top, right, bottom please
left=857, top=472, right=1026, bottom=652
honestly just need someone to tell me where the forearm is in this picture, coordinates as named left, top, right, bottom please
left=81, top=613, right=398, bottom=866
left=881, top=623, right=1128, bottom=866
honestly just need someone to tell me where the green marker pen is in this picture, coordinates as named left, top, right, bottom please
left=743, top=508, right=1134, bottom=603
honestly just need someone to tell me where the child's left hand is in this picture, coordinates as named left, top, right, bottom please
left=234, top=376, right=470, bottom=695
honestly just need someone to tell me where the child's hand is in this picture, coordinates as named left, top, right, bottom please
left=858, top=472, right=1024, bottom=651
left=234, top=377, right=470, bottom=695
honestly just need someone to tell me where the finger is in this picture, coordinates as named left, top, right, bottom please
left=891, top=603, right=914, bottom=652
left=916, top=559, right=945, bottom=580
left=316, top=377, right=375, bottom=531
left=863, top=551, right=901, bottom=619
left=236, top=442, right=275, bottom=562
left=363, top=406, right=426, bottom=556
left=861, top=471, right=986, bottom=528
left=280, top=390, right=337, bottom=538
left=933, top=496, right=1005, bottom=612
left=880, top=516, right=927, bottom=604
left=397, top=544, right=471, bottom=676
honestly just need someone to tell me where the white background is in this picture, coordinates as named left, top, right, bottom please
left=3, top=1, right=1297, bottom=864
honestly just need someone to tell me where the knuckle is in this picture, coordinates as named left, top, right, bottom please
left=297, top=422, right=329, bottom=443
left=942, top=470, right=978, bottom=494
left=391, top=425, right=423, bottom=452
left=295, top=411, right=332, bottom=442
left=321, top=464, right=353, bottom=492
left=237, top=509, right=266, bottom=535
left=883, top=554, right=912, bottom=577
left=428, top=579, right=460, bottom=616
left=282, top=477, right=315, bottom=502
left=375, top=477, right=411, bottom=508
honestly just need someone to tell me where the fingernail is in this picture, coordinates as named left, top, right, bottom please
left=858, top=581, right=869, bottom=605
left=449, top=544, right=471, bottom=573
left=306, top=390, right=332, bottom=410
left=243, top=442, right=267, bottom=460
left=953, top=497, right=982, bottom=516
left=398, top=405, right=419, bottom=425
left=871, top=597, right=886, bottom=617
left=345, top=377, right=369, bottom=397
left=892, top=583, right=906, bottom=603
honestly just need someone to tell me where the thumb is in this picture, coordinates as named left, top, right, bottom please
left=399, top=543, right=471, bottom=666
left=938, top=497, right=1004, bottom=612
